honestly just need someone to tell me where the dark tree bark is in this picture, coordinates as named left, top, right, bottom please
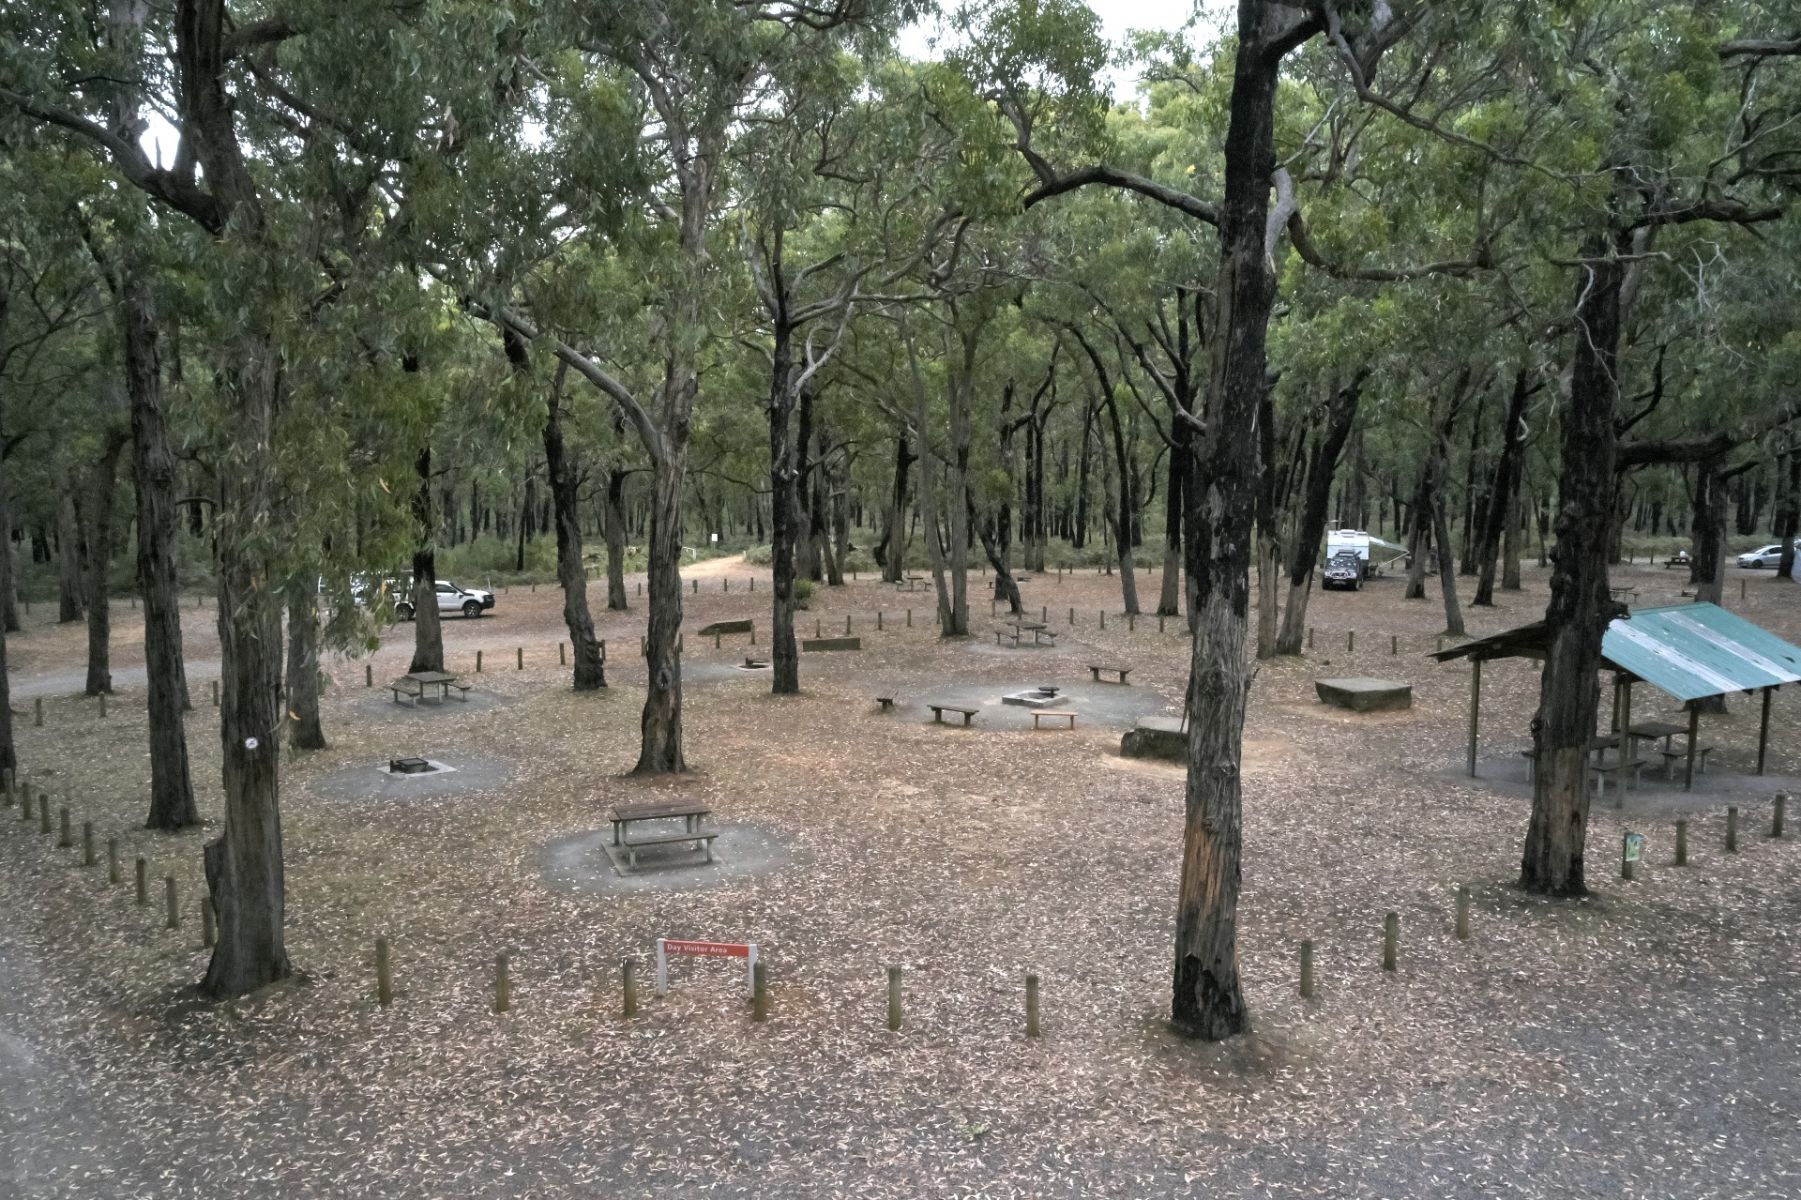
left=1689, top=458, right=1727, bottom=604
left=767, top=321, right=802, bottom=695
left=1775, top=449, right=1799, bottom=580
left=1275, top=373, right=1365, bottom=655
left=0, top=396, right=16, bottom=781
left=1522, top=230, right=1626, bottom=896
left=285, top=585, right=326, bottom=750
left=56, top=490, right=83, bottom=623
left=408, top=446, right=444, bottom=674
left=542, top=364, right=605, bottom=690
left=635, top=452, right=688, bottom=773
left=1475, top=368, right=1532, bottom=605
left=81, top=429, right=128, bottom=695
left=875, top=434, right=913, bottom=582
left=604, top=469, right=629, bottom=610
left=1172, top=0, right=1320, bottom=1042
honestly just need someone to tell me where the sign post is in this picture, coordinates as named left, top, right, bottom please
left=655, top=938, right=759, bottom=997
left=1621, top=831, right=1643, bottom=880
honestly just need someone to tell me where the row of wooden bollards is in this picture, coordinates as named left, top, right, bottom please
left=2, top=769, right=216, bottom=946
left=1299, top=889, right=1472, bottom=998
left=1626, top=800, right=1786, bottom=878
left=367, top=948, right=1039, bottom=1036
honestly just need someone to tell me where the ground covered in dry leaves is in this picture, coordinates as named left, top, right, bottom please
left=0, top=556, right=1796, bottom=1198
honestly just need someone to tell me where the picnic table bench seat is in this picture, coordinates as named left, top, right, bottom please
left=1089, top=664, right=1132, bottom=684
left=1659, top=744, right=1714, bottom=778
left=1031, top=709, right=1077, bottom=730
left=927, top=703, right=978, bottom=726
left=620, top=828, right=718, bottom=868
left=389, top=677, right=424, bottom=705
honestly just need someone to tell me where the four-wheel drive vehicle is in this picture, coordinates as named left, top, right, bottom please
left=395, top=579, right=495, bottom=620
left=1322, top=550, right=1364, bottom=591
left=1736, top=541, right=1801, bottom=569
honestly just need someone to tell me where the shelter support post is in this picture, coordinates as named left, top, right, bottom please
left=1685, top=704, right=1700, bottom=792
left=1467, top=659, right=1481, bottom=778
left=1758, top=686, right=1772, bottom=776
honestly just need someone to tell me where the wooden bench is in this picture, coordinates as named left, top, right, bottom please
left=875, top=696, right=895, bottom=712
left=389, top=677, right=424, bottom=706
left=1589, top=757, right=1645, bottom=804
left=621, top=828, right=718, bottom=869
left=1089, top=664, right=1132, bottom=685
left=1031, top=710, right=1076, bottom=731
left=1659, top=745, right=1714, bottom=779
left=446, top=681, right=473, bottom=701
left=927, top=704, right=978, bottom=727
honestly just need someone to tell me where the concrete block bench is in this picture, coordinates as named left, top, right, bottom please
left=1314, top=677, right=1412, bottom=712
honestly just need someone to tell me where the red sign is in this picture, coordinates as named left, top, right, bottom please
left=662, top=939, right=750, bottom=958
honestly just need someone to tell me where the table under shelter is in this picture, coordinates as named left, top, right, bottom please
left=1431, top=602, right=1801, bottom=790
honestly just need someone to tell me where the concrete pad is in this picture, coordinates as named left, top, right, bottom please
left=1315, top=676, right=1412, bottom=712
left=539, top=821, right=802, bottom=895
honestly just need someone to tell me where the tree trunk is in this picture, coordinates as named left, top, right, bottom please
left=634, top=452, right=688, bottom=773
left=56, top=491, right=83, bottom=623
left=0, top=397, right=16, bottom=780
left=605, top=470, right=629, bottom=610
left=767, top=325, right=801, bottom=695
left=123, top=266, right=198, bottom=830
left=1275, top=375, right=1364, bottom=655
left=1158, top=420, right=1185, bottom=616
left=1172, top=3, right=1295, bottom=1042
left=285, top=585, right=326, bottom=750
left=1690, top=458, right=1726, bottom=605
left=977, top=511, right=1022, bottom=614
left=1404, top=464, right=1432, bottom=600
left=1521, top=231, right=1624, bottom=896
left=1104, top=396, right=1139, bottom=615
left=1475, top=369, right=1531, bottom=606
left=1433, top=460, right=1466, bottom=636
left=1775, top=449, right=1799, bottom=581
left=543, top=366, right=605, bottom=691
left=81, top=431, right=127, bottom=695
left=202, top=344, right=292, bottom=1000
left=876, top=434, right=912, bottom=582
left=408, top=447, right=444, bottom=674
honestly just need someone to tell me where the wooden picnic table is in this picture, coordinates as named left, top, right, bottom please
left=997, top=618, right=1057, bottom=647
left=609, top=800, right=717, bottom=869
left=390, top=670, right=470, bottom=705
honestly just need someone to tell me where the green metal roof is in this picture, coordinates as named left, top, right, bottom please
left=1602, top=603, right=1801, bottom=702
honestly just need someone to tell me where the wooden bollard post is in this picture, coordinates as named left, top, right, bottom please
left=877, top=611, right=884, bottom=631
left=1025, top=973, right=1041, bottom=1038
left=750, top=578, right=756, bottom=592
left=57, top=806, right=71, bottom=848
left=1299, top=940, right=1315, bottom=997
left=98, top=693, right=107, bottom=719
left=365, top=663, right=373, bottom=688
left=38, top=796, right=51, bottom=835
left=559, top=642, right=567, bottom=665
left=906, top=609, right=912, bottom=628
left=1675, top=819, right=1689, bottom=865
left=1099, top=611, right=1105, bottom=630
left=1306, top=627, right=1314, bottom=650
left=886, top=965, right=903, bottom=1031
left=1741, top=577, right=1747, bottom=601
left=1454, top=886, right=1470, bottom=941
left=1391, top=635, right=1398, bottom=655
left=107, top=838, right=120, bottom=884
left=1042, top=605, right=1048, bottom=623
left=18, top=784, right=31, bottom=822
left=81, top=821, right=94, bottom=866
left=494, top=952, right=512, bottom=1014
left=815, top=618, right=822, bottom=638
left=845, top=614, right=852, bottom=635
left=691, top=578, right=698, bottom=594
left=135, top=857, right=149, bottom=905
left=375, top=936, right=392, bottom=1007
left=723, top=578, right=729, bottom=593
left=1381, top=912, right=1399, bottom=972
left=752, top=961, right=769, bottom=1023
left=202, top=898, right=216, bottom=948
left=475, top=649, right=483, bottom=673
left=516, top=647, right=523, bottom=670
left=637, top=582, right=642, bottom=596
left=164, top=876, right=180, bottom=929
left=1068, top=607, right=1074, bottom=625
left=621, top=958, right=638, bottom=1018
left=1348, top=630, right=1355, bottom=652
left=34, top=697, right=42, bottom=727
left=1726, top=805, right=1739, bottom=853
left=1774, top=794, right=1787, bottom=840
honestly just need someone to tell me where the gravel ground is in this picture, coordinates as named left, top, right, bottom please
left=0, top=555, right=1796, bottom=1198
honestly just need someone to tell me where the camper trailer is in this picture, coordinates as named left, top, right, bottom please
left=1324, top=529, right=1408, bottom=580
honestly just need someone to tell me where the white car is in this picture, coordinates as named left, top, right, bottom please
left=1736, top=542, right=1799, bottom=569
left=395, top=579, right=495, bottom=620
